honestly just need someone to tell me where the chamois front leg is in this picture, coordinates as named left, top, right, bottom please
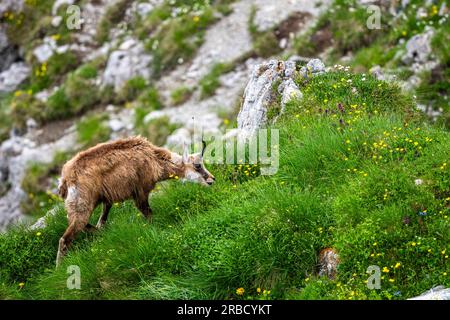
left=96, top=202, right=112, bottom=229
left=134, top=192, right=152, bottom=222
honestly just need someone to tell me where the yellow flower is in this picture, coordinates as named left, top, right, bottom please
left=394, top=262, right=401, bottom=269
left=411, top=242, right=416, bottom=246
left=305, top=278, right=310, bottom=282
left=236, top=287, right=245, bottom=296
left=443, top=272, right=447, bottom=276
left=256, top=287, right=261, bottom=293
left=388, top=278, right=395, bottom=283
left=193, top=16, right=200, bottom=22
left=223, top=119, right=230, bottom=125
left=382, top=267, right=390, bottom=273
left=19, top=282, right=25, bottom=288
left=36, top=232, right=42, bottom=237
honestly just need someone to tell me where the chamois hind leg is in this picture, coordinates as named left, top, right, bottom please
left=134, top=193, right=152, bottom=222
left=96, top=202, right=112, bottom=229
left=56, top=214, right=89, bottom=267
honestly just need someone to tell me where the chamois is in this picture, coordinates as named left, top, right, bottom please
left=56, top=136, right=214, bottom=267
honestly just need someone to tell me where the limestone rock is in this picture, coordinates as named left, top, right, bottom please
left=409, top=286, right=450, bottom=300
left=102, top=38, right=153, bottom=91
left=237, top=59, right=309, bottom=137
left=0, top=62, right=31, bottom=93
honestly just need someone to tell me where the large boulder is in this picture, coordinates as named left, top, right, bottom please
left=102, top=38, right=153, bottom=91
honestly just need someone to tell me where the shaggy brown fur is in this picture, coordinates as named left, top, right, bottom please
left=56, top=136, right=214, bottom=267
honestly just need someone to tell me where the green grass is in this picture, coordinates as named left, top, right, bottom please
left=145, top=6, right=217, bottom=76
left=170, top=86, right=193, bottom=105
left=199, top=63, right=234, bottom=99
left=0, top=70, right=448, bottom=300
left=76, top=113, right=111, bottom=147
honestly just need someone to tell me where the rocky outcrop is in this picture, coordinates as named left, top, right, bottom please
left=102, top=38, right=153, bottom=91
left=237, top=59, right=304, bottom=137
left=409, top=286, right=450, bottom=300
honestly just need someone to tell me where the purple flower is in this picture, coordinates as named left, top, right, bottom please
left=338, top=103, right=345, bottom=113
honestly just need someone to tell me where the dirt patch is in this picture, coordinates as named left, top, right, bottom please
left=33, top=119, right=74, bottom=145
left=309, top=22, right=334, bottom=53
left=274, top=11, right=313, bottom=41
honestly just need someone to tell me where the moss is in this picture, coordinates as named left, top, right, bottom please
left=199, top=62, right=234, bottom=99
left=29, top=52, right=80, bottom=92
left=116, top=77, right=148, bottom=104
left=248, top=6, right=281, bottom=58
left=10, top=91, right=45, bottom=130
left=170, top=86, right=193, bottom=105
left=20, top=152, right=70, bottom=216
left=96, top=0, right=133, bottom=44
left=76, top=113, right=111, bottom=147
left=146, top=7, right=216, bottom=76
left=136, top=116, right=179, bottom=146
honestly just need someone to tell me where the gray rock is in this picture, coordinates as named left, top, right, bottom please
left=402, top=28, right=434, bottom=65
left=102, top=38, right=152, bottom=91
left=33, top=37, right=58, bottom=63
left=108, top=119, right=125, bottom=132
left=26, top=118, right=38, bottom=133
left=0, top=62, right=31, bottom=93
left=0, top=27, right=19, bottom=72
left=299, top=58, right=326, bottom=78
left=0, top=0, right=24, bottom=16
left=409, top=286, right=450, bottom=300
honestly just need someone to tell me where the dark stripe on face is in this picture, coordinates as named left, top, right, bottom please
left=195, top=165, right=210, bottom=180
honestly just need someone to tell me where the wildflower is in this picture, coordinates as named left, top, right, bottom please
left=441, top=250, right=446, bottom=255
left=223, top=119, right=230, bottom=125
left=389, top=279, right=395, bottom=283
left=236, top=287, right=245, bottom=296
left=382, top=267, right=389, bottom=273
left=418, top=211, right=427, bottom=216
left=443, top=272, right=447, bottom=276
left=305, top=278, right=310, bottom=282
left=257, top=287, right=261, bottom=293
left=411, top=242, right=416, bottom=246
left=18, top=282, right=25, bottom=288
left=394, top=262, right=401, bottom=269
left=193, top=16, right=200, bottom=22
left=36, top=232, right=42, bottom=237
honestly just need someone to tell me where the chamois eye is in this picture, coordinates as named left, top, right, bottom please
left=194, top=163, right=201, bottom=170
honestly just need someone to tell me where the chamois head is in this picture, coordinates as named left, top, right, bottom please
left=181, top=141, right=215, bottom=186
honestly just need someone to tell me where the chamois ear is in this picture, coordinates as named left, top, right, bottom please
left=182, top=142, right=189, bottom=163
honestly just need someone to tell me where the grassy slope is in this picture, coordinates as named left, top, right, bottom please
left=0, top=70, right=449, bottom=300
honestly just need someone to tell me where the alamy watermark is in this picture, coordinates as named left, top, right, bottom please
left=179, top=128, right=280, bottom=175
